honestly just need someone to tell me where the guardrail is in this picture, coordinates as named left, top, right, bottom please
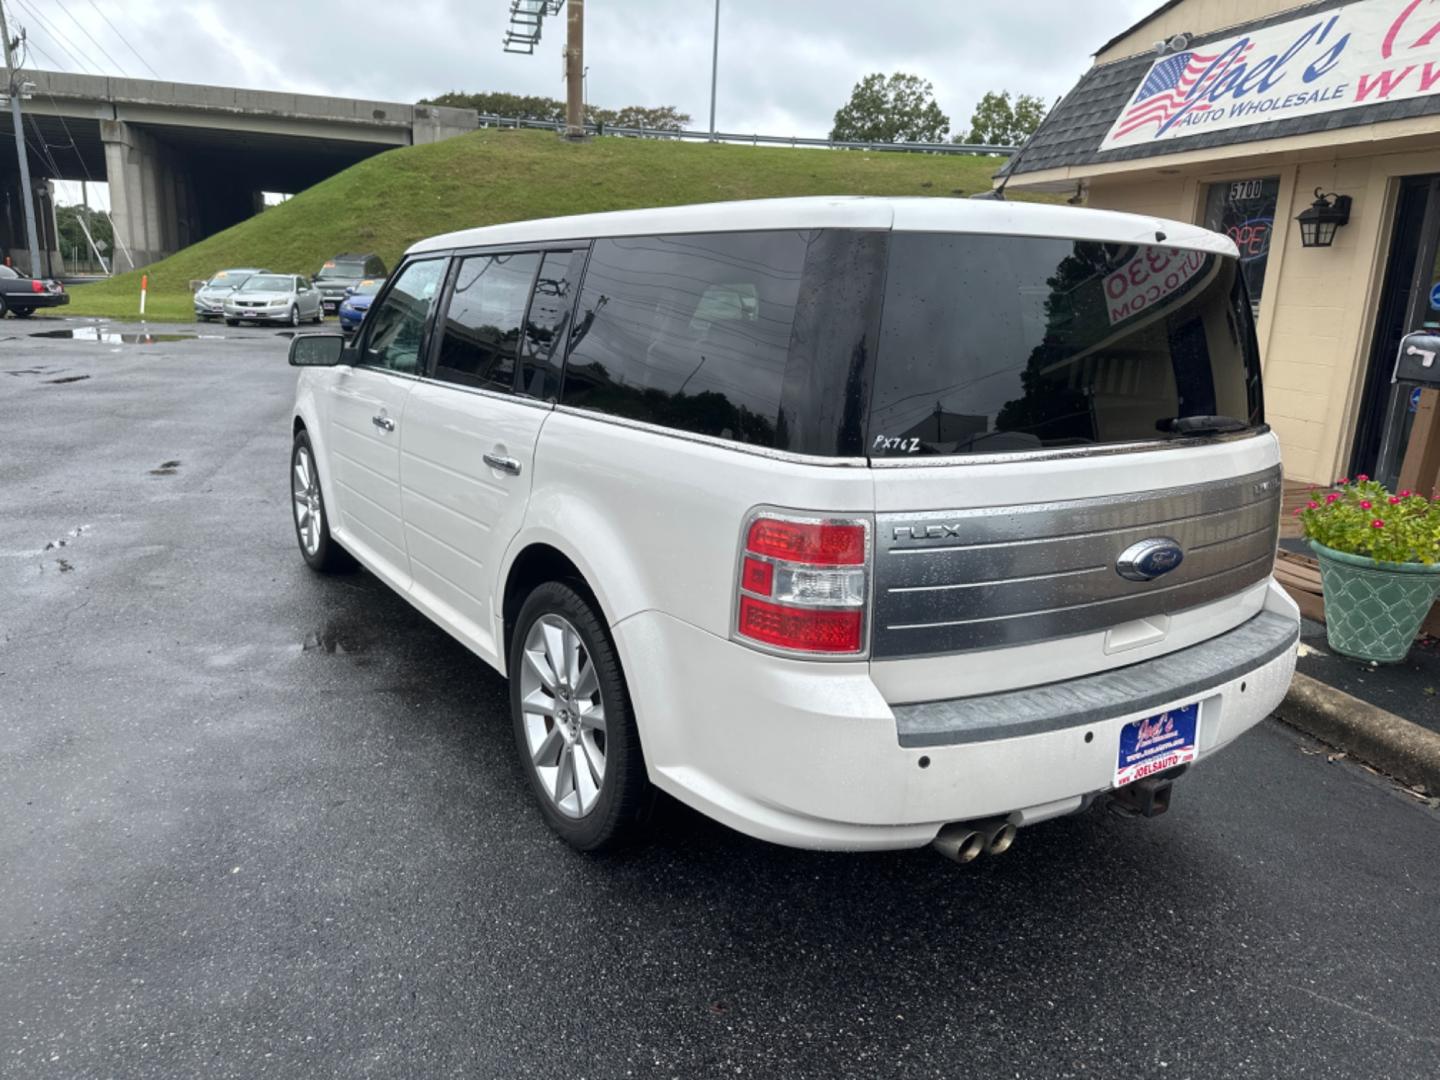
left=473, top=114, right=1017, bottom=156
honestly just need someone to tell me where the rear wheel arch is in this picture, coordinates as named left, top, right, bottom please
left=502, top=543, right=602, bottom=668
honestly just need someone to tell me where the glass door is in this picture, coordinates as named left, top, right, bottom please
left=1350, top=176, right=1440, bottom=485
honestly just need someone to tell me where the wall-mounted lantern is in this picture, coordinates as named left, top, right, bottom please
left=1295, top=188, right=1352, bottom=248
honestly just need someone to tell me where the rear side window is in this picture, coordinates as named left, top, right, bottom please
left=560, top=230, right=886, bottom=455
left=868, top=234, right=1263, bottom=457
left=433, top=253, right=541, bottom=391
left=519, top=249, right=586, bottom=401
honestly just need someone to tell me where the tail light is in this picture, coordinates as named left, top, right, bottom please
left=31, top=279, right=44, bottom=293
left=734, top=511, right=871, bottom=657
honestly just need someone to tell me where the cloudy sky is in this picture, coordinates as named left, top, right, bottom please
left=12, top=0, right=1156, bottom=204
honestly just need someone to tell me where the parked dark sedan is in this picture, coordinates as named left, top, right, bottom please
left=0, top=265, right=68, bottom=317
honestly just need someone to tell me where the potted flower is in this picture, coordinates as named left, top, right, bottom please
left=1297, top=475, right=1440, bottom=662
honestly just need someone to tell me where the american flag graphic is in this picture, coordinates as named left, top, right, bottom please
left=1112, top=46, right=1249, bottom=139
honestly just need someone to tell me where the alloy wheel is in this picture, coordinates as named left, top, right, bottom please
left=519, top=614, right=607, bottom=818
left=291, top=445, right=323, bottom=556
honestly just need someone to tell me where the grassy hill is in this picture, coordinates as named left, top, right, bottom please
left=65, top=128, right=1039, bottom=322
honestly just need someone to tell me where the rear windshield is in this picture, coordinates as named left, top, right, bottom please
left=868, top=234, right=1263, bottom=457
left=318, top=260, right=366, bottom=279
left=353, top=278, right=383, bottom=296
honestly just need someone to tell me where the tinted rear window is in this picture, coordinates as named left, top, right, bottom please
left=868, top=234, right=1262, bottom=457
left=561, top=230, right=886, bottom=456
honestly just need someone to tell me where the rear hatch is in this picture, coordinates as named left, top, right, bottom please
left=864, top=229, right=1279, bottom=702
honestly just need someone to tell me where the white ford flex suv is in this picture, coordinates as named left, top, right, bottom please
left=287, top=196, right=1299, bottom=859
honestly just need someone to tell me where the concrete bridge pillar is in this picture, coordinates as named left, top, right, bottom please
left=101, top=119, right=187, bottom=272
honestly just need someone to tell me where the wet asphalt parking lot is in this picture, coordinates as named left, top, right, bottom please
left=3, top=317, right=1440, bottom=1079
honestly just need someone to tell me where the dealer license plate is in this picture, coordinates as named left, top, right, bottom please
left=1115, top=702, right=1198, bottom=787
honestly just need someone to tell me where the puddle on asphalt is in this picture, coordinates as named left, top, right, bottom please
left=302, top=619, right=376, bottom=656
left=148, top=459, right=181, bottom=476
left=30, top=328, right=200, bottom=344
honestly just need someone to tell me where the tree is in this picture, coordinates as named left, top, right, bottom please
left=420, top=92, right=690, bottom=131
left=961, top=91, right=1048, bottom=147
left=829, top=72, right=950, bottom=144
left=55, top=204, right=112, bottom=264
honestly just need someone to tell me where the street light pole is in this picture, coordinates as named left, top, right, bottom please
left=0, top=0, right=41, bottom=275
left=708, top=0, right=720, bottom=139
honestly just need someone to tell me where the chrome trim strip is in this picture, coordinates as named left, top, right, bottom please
left=413, top=375, right=555, bottom=411
left=870, top=465, right=1282, bottom=657
left=552, top=405, right=870, bottom=468
left=867, top=426, right=1270, bottom=467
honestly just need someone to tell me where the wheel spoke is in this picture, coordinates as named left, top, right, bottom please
left=573, top=659, right=599, bottom=700
left=565, top=633, right=583, bottom=690
left=530, top=721, right=564, bottom=769
left=578, top=700, right=605, bottom=734
left=523, top=645, right=559, bottom=692
left=573, top=744, right=600, bottom=811
left=579, top=731, right=606, bottom=786
left=541, top=621, right=570, bottom=689
left=553, top=741, right=576, bottom=805
left=521, top=684, right=556, bottom=718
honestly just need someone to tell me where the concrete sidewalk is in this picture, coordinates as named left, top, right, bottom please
left=1278, top=618, right=1440, bottom=798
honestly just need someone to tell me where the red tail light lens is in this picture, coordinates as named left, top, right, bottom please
left=735, top=512, right=870, bottom=656
left=745, top=518, right=866, bottom=566
left=738, top=596, right=863, bottom=653
left=31, top=279, right=44, bottom=294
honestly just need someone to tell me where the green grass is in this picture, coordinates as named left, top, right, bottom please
left=65, top=128, right=1042, bottom=322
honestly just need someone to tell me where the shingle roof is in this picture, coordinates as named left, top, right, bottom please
left=1005, top=0, right=1440, bottom=178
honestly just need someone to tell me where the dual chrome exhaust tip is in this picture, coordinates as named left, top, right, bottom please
left=931, top=817, right=1017, bottom=865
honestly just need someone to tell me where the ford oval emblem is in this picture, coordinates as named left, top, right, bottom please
left=1116, top=537, right=1185, bottom=582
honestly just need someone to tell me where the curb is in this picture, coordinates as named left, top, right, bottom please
left=1275, top=672, right=1440, bottom=796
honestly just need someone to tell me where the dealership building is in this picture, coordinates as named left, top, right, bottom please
left=1004, top=0, right=1440, bottom=487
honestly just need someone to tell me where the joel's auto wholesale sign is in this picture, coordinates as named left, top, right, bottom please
left=1101, top=0, right=1440, bottom=151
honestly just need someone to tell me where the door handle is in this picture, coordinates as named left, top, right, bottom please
left=483, top=453, right=521, bottom=476
left=372, top=414, right=394, bottom=432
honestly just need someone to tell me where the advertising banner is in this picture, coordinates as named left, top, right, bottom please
left=1100, top=0, right=1440, bottom=151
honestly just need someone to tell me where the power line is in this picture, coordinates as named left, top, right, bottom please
left=85, top=0, right=158, bottom=79
left=9, top=0, right=98, bottom=73
left=53, top=0, right=129, bottom=76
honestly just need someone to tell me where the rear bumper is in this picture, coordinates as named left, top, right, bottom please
left=614, top=580, right=1299, bottom=851
left=15, top=292, right=68, bottom=309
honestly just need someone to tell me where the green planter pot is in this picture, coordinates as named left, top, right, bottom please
left=1309, top=541, right=1440, bottom=663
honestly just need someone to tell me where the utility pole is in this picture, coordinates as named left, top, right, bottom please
left=563, top=0, right=584, bottom=139
left=708, top=0, right=720, bottom=139
left=0, top=1, right=40, bottom=276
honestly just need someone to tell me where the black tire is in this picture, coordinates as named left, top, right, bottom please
left=12, top=306, right=33, bottom=318
left=225, top=318, right=239, bottom=327
left=311, top=309, right=323, bottom=324
left=510, top=581, right=652, bottom=851
left=290, top=430, right=353, bottom=573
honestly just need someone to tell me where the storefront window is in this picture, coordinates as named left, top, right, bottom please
left=1202, top=177, right=1280, bottom=317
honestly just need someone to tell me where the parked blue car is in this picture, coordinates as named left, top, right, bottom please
left=337, top=278, right=384, bottom=334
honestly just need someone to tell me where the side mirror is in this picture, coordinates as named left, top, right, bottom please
left=289, top=333, right=346, bottom=367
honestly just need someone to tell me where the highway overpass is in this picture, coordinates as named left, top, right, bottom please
left=0, top=70, right=476, bottom=274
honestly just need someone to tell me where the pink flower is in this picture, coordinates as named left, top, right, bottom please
left=1390, top=496, right=1403, bottom=505
left=1293, top=507, right=1304, bottom=516
left=1357, top=473, right=1370, bottom=482
left=1326, top=493, right=1340, bottom=504
left=1360, top=499, right=1373, bottom=509
left=1338, top=477, right=1350, bottom=485
left=1400, top=489, right=1413, bottom=498
left=1372, top=519, right=1385, bottom=529
left=1308, top=501, right=1320, bottom=509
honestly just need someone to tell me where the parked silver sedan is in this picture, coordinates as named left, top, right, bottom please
left=223, top=274, right=324, bottom=327
left=193, top=267, right=270, bottom=321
